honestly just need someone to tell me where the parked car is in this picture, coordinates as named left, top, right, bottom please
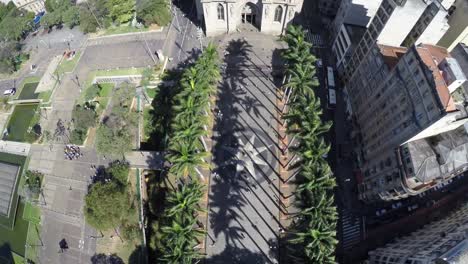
left=316, top=59, right=323, bottom=68
left=376, top=208, right=387, bottom=216
left=3, top=88, right=16, bottom=96
left=407, top=204, right=419, bottom=212
left=392, top=202, right=403, bottom=209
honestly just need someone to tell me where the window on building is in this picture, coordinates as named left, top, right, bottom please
left=274, top=6, right=283, bottom=22
left=217, top=4, right=225, bottom=20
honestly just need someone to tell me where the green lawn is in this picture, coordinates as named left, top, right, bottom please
left=0, top=201, right=29, bottom=257
left=25, top=222, right=41, bottom=263
left=6, top=104, right=40, bottom=143
left=101, top=23, right=149, bottom=36
left=143, top=107, right=152, bottom=141
left=145, top=88, right=156, bottom=99
left=23, top=202, right=40, bottom=224
left=55, top=51, right=82, bottom=75
left=99, top=83, right=114, bottom=97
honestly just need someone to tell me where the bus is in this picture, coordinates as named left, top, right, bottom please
left=326, top=66, right=336, bottom=109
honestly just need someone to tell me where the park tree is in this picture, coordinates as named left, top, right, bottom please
left=84, top=83, right=102, bottom=101
left=84, top=181, right=129, bottom=231
left=63, top=6, right=80, bottom=28
left=0, top=6, right=34, bottom=41
left=106, top=0, right=135, bottom=24
left=136, top=0, right=171, bottom=26
left=106, top=161, right=129, bottom=186
left=72, top=105, right=97, bottom=130
left=0, top=41, right=19, bottom=74
left=78, top=6, right=100, bottom=33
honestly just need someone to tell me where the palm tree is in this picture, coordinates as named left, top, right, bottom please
left=290, top=227, right=338, bottom=263
left=167, top=140, right=210, bottom=180
left=281, top=25, right=338, bottom=263
left=166, top=181, right=205, bottom=220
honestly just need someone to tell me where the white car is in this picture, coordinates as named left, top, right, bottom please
left=3, top=88, right=16, bottom=96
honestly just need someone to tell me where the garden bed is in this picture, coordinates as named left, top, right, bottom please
left=55, top=51, right=82, bottom=75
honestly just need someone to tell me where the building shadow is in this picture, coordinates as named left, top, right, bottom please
left=172, top=0, right=203, bottom=28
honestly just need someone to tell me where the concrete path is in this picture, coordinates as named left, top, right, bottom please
left=206, top=32, right=286, bottom=263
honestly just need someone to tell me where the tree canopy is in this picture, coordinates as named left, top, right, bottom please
left=84, top=181, right=129, bottom=231
left=107, top=0, right=135, bottom=24
left=136, top=0, right=171, bottom=26
left=95, top=83, right=137, bottom=157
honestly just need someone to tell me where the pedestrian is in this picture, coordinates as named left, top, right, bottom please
left=69, top=186, right=72, bottom=191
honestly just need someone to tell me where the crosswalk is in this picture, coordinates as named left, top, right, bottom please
left=305, top=30, right=324, bottom=47
left=339, top=207, right=362, bottom=251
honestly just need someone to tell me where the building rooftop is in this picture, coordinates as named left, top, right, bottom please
left=343, top=0, right=382, bottom=28
left=404, top=124, right=468, bottom=185
left=378, top=44, right=408, bottom=70
left=0, top=162, right=20, bottom=217
left=416, top=44, right=457, bottom=112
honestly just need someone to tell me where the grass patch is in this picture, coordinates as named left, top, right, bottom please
left=99, top=83, right=114, bottom=97
left=38, top=90, right=53, bottom=102
left=25, top=222, right=41, bottom=263
left=101, top=23, right=149, bottom=36
left=0, top=201, right=29, bottom=257
left=145, top=88, right=156, bottom=99
left=55, top=51, right=82, bottom=75
left=23, top=203, right=40, bottom=224
left=143, top=107, right=152, bottom=142
left=6, top=104, right=40, bottom=143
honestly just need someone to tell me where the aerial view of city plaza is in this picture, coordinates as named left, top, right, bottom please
left=0, top=0, right=468, bottom=263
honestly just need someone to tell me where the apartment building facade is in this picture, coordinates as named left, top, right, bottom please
left=318, top=0, right=342, bottom=18
left=366, top=201, right=468, bottom=264
left=1, top=0, right=45, bottom=14
left=347, top=43, right=467, bottom=202
left=195, top=0, right=304, bottom=36
left=332, top=0, right=455, bottom=82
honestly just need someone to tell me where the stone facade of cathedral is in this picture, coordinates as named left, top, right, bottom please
left=195, top=0, right=304, bottom=36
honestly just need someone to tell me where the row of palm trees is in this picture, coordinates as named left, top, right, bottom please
left=158, top=43, right=221, bottom=263
left=282, top=25, right=338, bottom=263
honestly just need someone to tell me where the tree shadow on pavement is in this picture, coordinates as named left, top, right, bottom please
left=90, top=253, right=124, bottom=264
left=207, top=37, right=281, bottom=263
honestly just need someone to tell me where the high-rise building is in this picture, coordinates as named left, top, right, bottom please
left=195, top=0, right=304, bottom=36
left=366, top=201, right=468, bottom=264
left=318, top=0, right=342, bottom=18
left=332, top=0, right=455, bottom=82
left=345, top=43, right=468, bottom=202
left=438, top=0, right=468, bottom=51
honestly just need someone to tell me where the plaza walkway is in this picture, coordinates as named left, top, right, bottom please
left=205, top=32, right=286, bottom=263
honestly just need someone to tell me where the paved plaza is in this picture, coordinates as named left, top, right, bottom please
left=206, top=32, right=286, bottom=263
